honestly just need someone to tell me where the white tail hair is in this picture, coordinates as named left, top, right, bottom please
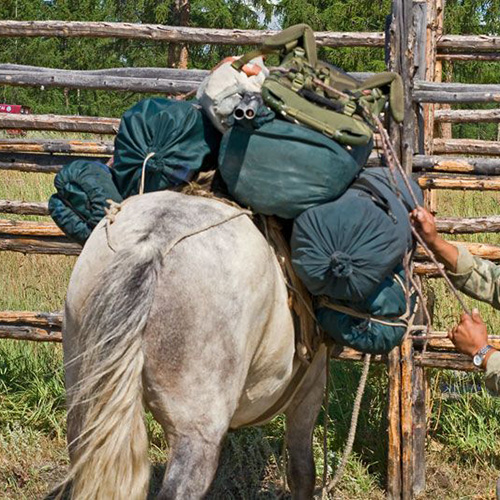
left=60, top=243, right=163, bottom=500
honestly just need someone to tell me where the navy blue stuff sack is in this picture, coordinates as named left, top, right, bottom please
left=291, top=167, right=423, bottom=302
left=316, top=266, right=415, bottom=354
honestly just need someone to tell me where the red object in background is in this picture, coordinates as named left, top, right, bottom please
left=0, top=103, right=32, bottom=135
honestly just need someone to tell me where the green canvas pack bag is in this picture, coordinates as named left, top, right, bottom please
left=232, top=24, right=404, bottom=146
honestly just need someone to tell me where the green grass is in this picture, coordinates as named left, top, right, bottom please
left=1, top=139, right=500, bottom=498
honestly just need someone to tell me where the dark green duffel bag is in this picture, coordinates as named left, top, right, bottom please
left=49, top=160, right=123, bottom=244
left=113, top=98, right=220, bottom=198
left=218, top=118, right=372, bottom=219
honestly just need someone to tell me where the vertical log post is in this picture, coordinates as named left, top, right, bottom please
left=386, top=7, right=402, bottom=498
left=387, top=1, right=420, bottom=498
left=387, top=348, right=402, bottom=499
left=410, top=2, right=432, bottom=496
left=434, top=0, right=450, bottom=141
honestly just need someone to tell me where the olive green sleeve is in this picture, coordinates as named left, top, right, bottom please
left=447, top=245, right=500, bottom=310
left=485, top=351, right=500, bottom=396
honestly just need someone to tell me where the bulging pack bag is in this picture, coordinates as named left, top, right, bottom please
left=291, top=167, right=423, bottom=302
left=316, top=266, right=415, bottom=354
left=113, top=98, right=220, bottom=198
left=49, top=160, right=123, bottom=244
left=232, top=24, right=404, bottom=146
left=196, top=56, right=269, bottom=133
left=218, top=118, right=373, bottom=219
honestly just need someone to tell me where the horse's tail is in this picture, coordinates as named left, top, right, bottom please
left=62, top=243, right=163, bottom=500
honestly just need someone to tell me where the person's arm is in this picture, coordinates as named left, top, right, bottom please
left=450, top=310, right=500, bottom=396
left=411, top=207, right=500, bottom=309
left=410, top=207, right=458, bottom=270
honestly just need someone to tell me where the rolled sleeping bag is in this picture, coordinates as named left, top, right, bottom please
left=113, top=97, right=221, bottom=198
left=218, top=117, right=373, bottom=219
left=49, top=160, right=123, bottom=245
left=316, top=266, right=415, bottom=354
left=291, top=167, right=423, bottom=302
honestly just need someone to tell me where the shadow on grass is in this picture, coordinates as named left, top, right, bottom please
left=45, top=426, right=288, bottom=500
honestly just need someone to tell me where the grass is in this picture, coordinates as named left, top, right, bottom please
left=1, top=133, right=500, bottom=498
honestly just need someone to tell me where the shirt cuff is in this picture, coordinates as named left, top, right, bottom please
left=485, top=350, right=500, bottom=396
left=485, top=350, right=500, bottom=377
left=447, top=245, right=475, bottom=287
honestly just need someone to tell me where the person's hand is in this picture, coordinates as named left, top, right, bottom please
left=410, top=207, right=438, bottom=248
left=449, top=309, right=488, bottom=357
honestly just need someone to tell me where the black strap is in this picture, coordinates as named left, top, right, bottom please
left=298, top=88, right=346, bottom=113
left=351, top=176, right=394, bottom=218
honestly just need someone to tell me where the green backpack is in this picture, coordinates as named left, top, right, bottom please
left=232, top=24, right=404, bottom=146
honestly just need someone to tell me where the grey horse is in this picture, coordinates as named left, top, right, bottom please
left=60, top=190, right=327, bottom=500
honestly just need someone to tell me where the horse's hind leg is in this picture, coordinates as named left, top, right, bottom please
left=157, top=430, right=225, bottom=500
left=285, top=346, right=327, bottom=499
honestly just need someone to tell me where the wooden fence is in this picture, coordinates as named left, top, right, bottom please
left=1, top=1, right=500, bottom=498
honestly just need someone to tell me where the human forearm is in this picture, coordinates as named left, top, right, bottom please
left=427, top=235, right=459, bottom=273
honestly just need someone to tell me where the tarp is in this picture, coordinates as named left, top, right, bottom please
left=113, top=98, right=220, bottom=198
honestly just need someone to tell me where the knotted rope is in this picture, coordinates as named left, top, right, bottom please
left=139, top=152, right=156, bottom=196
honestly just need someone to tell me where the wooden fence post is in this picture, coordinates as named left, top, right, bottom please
left=387, top=1, right=423, bottom=498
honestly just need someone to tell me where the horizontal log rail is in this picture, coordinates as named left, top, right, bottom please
left=0, top=236, right=81, bottom=255
left=413, top=81, right=500, bottom=103
left=433, top=138, right=500, bottom=156
left=0, top=152, right=105, bottom=174
left=0, top=64, right=370, bottom=94
left=0, top=21, right=385, bottom=47
left=416, top=242, right=500, bottom=262
left=0, top=139, right=113, bottom=155
left=0, top=113, right=120, bottom=134
left=412, top=156, right=500, bottom=175
left=0, top=200, right=49, bottom=216
left=0, top=69, right=197, bottom=94
left=417, top=174, right=500, bottom=191
left=0, top=308, right=490, bottom=370
left=436, top=34, right=500, bottom=52
left=332, top=346, right=479, bottom=371
left=437, top=53, right=500, bottom=61
left=0, top=310, right=62, bottom=326
left=417, top=335, right=500, bottom=351
left=435, top=215, right=500, bottom=234
left=0, top=311, right=62, bottom=342
left=434, top=108, right=500, bottom=123
left=0, top=218, right=64, bottom=237
left=6, top=214, right=500, bottom=239
left=0, top=64, right=208, bottom=80
left=0, top=324, right=62, bottom=342
left=0, top=21, right=499, bottom=54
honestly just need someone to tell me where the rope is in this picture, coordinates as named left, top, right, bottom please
left=322, top=353, right=372, bottom=497
left=322, top=344, right=333, bottom=495
left=371, top=114, right=471, bottom=316
left=318, top=300, right=410, bottom=328
left=139, top=152, right=156, bottom=196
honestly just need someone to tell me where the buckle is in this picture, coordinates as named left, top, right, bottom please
left=291, top=73, right=305, bottom=92
left=343, top=101, right=356, bottom=117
